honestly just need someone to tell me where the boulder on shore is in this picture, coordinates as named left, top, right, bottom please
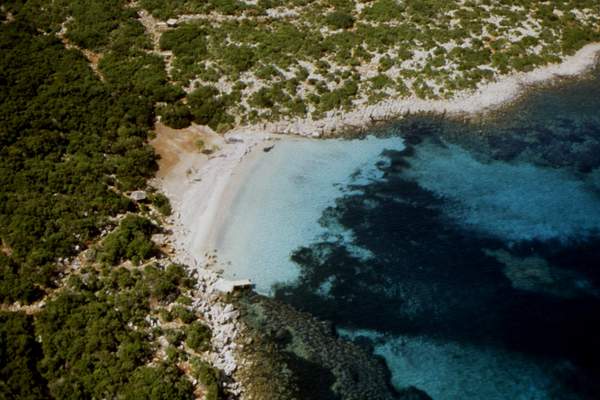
left=130, top=190, right=147, bottom=201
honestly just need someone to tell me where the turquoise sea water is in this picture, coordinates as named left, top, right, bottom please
left=217, top=68, right=600, bottom=399
left=217, top=135, right=406, bottom=293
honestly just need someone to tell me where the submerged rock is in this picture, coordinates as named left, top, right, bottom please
left=233, top=292, right=426, bottom=400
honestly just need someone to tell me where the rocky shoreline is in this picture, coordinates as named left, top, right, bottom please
left=233, top=292, right=431, bottom=400
left=182, top=260, right=418, bottom=400
left=230, top=43, right=600, bottom=138
left=188, top=268, right=245, bottom=397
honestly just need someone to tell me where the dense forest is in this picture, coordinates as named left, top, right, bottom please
left=1, top=1, right=220, bottom=398
left=0, top=0, right=178, bottom=304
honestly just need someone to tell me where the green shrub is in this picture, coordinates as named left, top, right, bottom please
left=0, top=312, right=48, bottom=399
left=221, top=45, right=255, bottom=72
left=255, top=64, right=281, bottom=80
left=158, top=103, right=193, bottom=129
left=160, top=23, right=208, bottom=59
left=370, top=74, right=393, bottom=90
left=561, top=25, right=600, bottom=54
left=97, top=215, right=157, bottom=265
left=362, top=0, right=405, bottom=21
left=110, top=20, right=153, bottom=54
left=150, top=192, right=173, bottom=216
left=172, top=305, right=196, bottom=324
left=294, top=67, right=309, bottom=81
left=121, top=364, right=194, bottom=400
left=140, top=0, right=203, bottom=19
left=250, top=87, right=275, bottom=108
left=160, top=308, right=174, bottom=322
left=0, top=21, right=160, bottom=301
left=316, top=79, right=358, bottom=112
left=36, top=289, right=150, bottom=398
left=185, top=321, right=212, bottom=352
left=165, top=328, right=186, bottom=346
left=100, top=51, right=182, bottom=103
left=142, top=263, right=190, bottom=302
left=0, top=254, right=47, bottom=304
left=191, top=358, right=221, bottom=400
left=65, top=0, right=134, bottom=51
left=378, top=55, right=394, bottom=71
left=188, top=86, right=234, bottom=130
left=176, top=294, right=193, bottom=305
left=209, top=0, right=246, bottom=15
left=325, top=11, right=355, bottom=30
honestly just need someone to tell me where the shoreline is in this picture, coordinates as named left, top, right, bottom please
left=231, top=42, right=600, bottom=137
left=202, top=134, right=285, bottom=261
left=151, top=124, right=282, bottom=268
left=156, top=42, right=600, bottom=271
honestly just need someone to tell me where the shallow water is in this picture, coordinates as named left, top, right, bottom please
left=216, top=67, right=600, bottom=399
left=217, top=135, right=406, bottom=294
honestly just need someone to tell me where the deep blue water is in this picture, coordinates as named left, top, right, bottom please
left=272, top=69, right=600, bottom=399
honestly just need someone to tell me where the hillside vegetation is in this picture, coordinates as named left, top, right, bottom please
left=1, top=2, right=220, bottom=398
left=5, top=0, right=598, bottom=133
left=142, top=0, right=600, bottom=125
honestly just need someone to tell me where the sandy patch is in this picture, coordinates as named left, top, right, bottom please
left=151, top=122, right=218, bottom=179
left=151, top=122, right=275, bottom=268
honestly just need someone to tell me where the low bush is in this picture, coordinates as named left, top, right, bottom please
left=150, top=192, right=173, bottom=216
left=158, top=103, right=193, bottom=129
left=192, top=358, right=221, bottom=400
left=97, top=215, right=157, bottom=265
left=185, top=321, right=212, bottom=352
left=172, top=305, right=196, bottom=324
left=188, top=86, right=234, bottom=131
left=325, top=11, right=355, bottom=30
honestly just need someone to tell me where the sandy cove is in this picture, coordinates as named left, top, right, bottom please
left=153, top=42, right=600, bottom=268
left=154, top=42, right=600, bottom=268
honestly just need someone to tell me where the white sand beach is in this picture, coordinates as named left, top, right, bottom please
left=151, top=123, right=276, bottom=268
